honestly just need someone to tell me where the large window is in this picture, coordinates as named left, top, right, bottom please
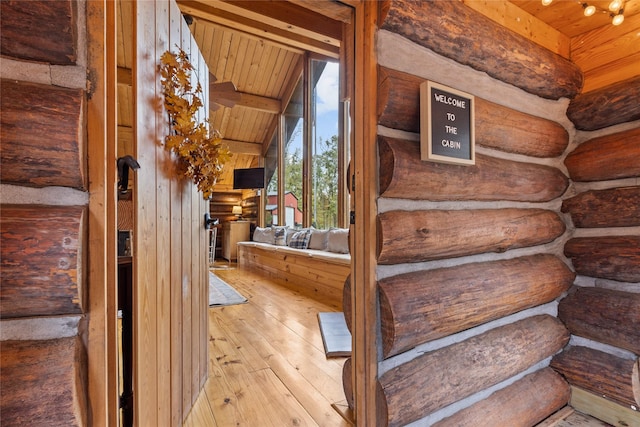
left=311, top=60, right=340, bottom=229
left=265, top=57, right=347, bottom=229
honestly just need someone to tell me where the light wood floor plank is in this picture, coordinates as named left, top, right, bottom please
left=184, top=265, right=350, bottom=426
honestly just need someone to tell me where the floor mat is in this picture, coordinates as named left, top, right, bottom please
left=317, top=312, right=351, bottom=357
left=209, top=271, right=247, bottom=307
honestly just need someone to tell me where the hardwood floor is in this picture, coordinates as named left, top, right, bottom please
left=183, top=265, right=353, bottom=427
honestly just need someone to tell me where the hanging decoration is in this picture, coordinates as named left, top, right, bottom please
left=160, top=47, right=230, bottom=199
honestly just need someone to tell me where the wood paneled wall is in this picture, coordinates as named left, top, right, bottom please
left=133, top=1, right=209, bottom=425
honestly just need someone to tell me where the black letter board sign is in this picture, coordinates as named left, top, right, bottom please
left=420, top=81, right=475, bottom=165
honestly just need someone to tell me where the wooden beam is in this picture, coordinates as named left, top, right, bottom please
left=236, top=92, right=281, bottom=114
left=222, top=139, right=262, bottom=155
left=352, top=2, right=379, bottom=425
left=569, top=386, right=640, bottom=427
left=289, top=0, right=353, bottom=24
left=212, top=0, right=342, bottom=47
left=177, top=0, right=340, bottom=58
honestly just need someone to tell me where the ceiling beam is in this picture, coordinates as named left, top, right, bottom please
left=236, top=93, right=282, bottom=114
left=223, top=139, right=262, bottom=156
left=212, top=0, right=342, bottom=46
left=289, top=0, right=353, bottom=24
left=177, top=0, right=340, bottom=58
left=209, top=91, right=281, bottom=114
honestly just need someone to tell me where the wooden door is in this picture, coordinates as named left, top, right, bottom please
left=132, top=1, right=210, bottom=424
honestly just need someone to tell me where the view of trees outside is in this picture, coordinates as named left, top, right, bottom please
left=312, top=135, right=339, bottom=228
left=266, top=134, right=339, bottom=229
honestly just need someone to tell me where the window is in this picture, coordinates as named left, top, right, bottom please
left=265, top=57, right=347, bottom=229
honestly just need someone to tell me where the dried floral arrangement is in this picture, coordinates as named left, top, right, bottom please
left=160, top=47, right=229, bottom=198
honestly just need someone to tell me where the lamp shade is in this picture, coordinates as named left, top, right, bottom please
left=232, top=205, right=243, bottom=215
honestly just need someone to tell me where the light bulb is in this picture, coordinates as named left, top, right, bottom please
left=583, top=4, right=596, bottom=16
left=612, top=12, right=625, bottom=25
left=608, top=0, right=622, bottom=12
left=541, top=0, right=553, bottom=5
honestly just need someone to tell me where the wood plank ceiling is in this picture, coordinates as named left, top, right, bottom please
left=117, top=0, right=640, bottom=194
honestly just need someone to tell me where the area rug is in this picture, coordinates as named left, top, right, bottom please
left=209, top=271, right=247, bottom=307
left=317, top=312, right=351, bottom=357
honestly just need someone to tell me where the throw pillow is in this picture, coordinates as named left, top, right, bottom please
left=308, top=228, right=329, bottom=250
left=288, top=228, right=312, bottom=249
left=273, top=226, right=289, bottom=246
left=327, top=228, right=349, bottom=253
left=253, top=227, right=274, bottom=244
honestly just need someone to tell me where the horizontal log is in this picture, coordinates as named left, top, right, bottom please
left=0, top=337, right=86, bottom=426
left=342, top=357, right=354, bottom=409
left=432, top=368, right=569, bottom=427
left=377, top=209, right=565, bottom=264
left=564, top=236, right=640, bottom=283
left=379, top=136, right=568, bottom=201
left=561, top=186, right=640, bottom=228
left=0, top=0, right=77, bottom=64
left=342, top=274, right=352, bottom=334
left=567, top=76, right=640, bottom=131
left=558, top=287, right=640, bottom=354
left=1, top=204, right=85, bottom=318
left=550, top=346, right=639, bottom=408
left=377, top=67, right=569, bottom=158
left=377, top=314, right=569, bottom=427
left=0, top=79, right=85, bottom=189
left=379, top=0, right=582, bottom=100
left=564, top=127, right=640, bottom=182
left=379, top=254, right=574, bottom=357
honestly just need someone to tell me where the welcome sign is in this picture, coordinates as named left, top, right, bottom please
left=420, top=81, right=475, bottom=165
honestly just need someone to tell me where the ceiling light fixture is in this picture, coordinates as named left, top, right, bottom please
left=612, top=10, right=625, bottom=25
left=583, top=3, right=596, bottom=16
left=542, top=0, right=626, bottom=26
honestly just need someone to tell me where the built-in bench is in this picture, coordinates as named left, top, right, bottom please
left=237, top=227, right=350, bottom=309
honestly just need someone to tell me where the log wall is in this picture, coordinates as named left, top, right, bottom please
left=0, top=2, right=88, bottom=424
left=557, top=98, right=640, bottom=420
left=359, top=1, right=638, bottom=425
